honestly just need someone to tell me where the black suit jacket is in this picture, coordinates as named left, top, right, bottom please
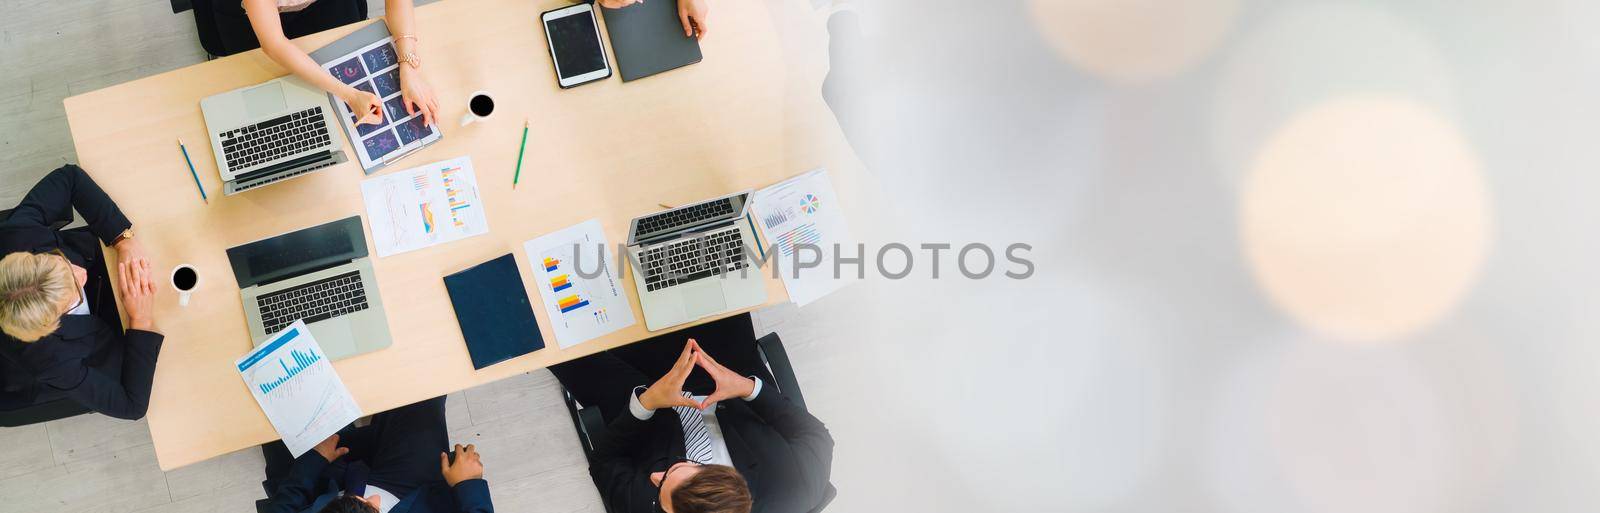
left=0, top=165, right=163, bottom=420
left=263, top=452, right=495, bottom=513
left=593, top=389, right=834, bottom=513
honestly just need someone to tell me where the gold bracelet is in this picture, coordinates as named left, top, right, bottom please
left=395, top=35, right=421, bottom=69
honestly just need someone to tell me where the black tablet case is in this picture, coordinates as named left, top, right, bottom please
left=602, top=0, right=703, bottom=82
left=443, top=254, right=545, bottom=369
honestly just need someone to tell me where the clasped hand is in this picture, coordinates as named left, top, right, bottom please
left=639, top=338, right=755, bottom=412
left=114, top=238, right=156, bottom=331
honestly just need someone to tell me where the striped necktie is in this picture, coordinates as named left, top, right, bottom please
left=673, top=391, right=714, bottom=463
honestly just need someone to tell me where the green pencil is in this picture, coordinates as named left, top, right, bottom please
left=512, top=119, right=529, bottom=189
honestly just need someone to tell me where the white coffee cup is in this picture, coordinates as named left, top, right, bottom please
left=459, top=91, right=496, bottom=126
left=171, top=264, right=200, bottom=307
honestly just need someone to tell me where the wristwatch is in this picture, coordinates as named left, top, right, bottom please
left=396, top=35, right=422, bottom=69
left=112, top=228, right=134, bottom=246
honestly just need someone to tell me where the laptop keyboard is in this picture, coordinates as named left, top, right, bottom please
left=636, top=199, right=737, bottom=238
left=639, top=229, right=749, bottom=291
left=257, top=270, right=368, bottom=334
left=221, top=107, right=332, bottom=172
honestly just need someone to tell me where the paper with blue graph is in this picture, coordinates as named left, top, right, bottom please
left=752, top=168, right=856, bottom=306
left=236, top=320, right=362, bottom=457
left=523, top=219, right=636, bottom=349
left=360, top=156, right=489, bottom=257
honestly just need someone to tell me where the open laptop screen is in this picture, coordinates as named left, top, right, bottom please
left=227, top=216, right=368, bottom=288
left=630, top=192, right=749, bottom=245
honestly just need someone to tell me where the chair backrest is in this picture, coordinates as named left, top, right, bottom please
left=560, top=331, right=837, bottom=512
left=755, top=332, right=807, bottom=411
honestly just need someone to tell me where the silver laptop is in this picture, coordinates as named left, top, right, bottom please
left=626, top=191, right=767, bottom=331
left=200, top=76, right=347, bottom=195
left=225, top=216, right=391, bottom=360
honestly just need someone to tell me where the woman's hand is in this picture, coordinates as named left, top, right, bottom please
left=119, top=259, right=157, bottom=332
left=341, top=88, right=384, bottom=126
left=398, top=66, right=440, bottom=126
left=679, top=0, right=709, bottom=39
left=596, top=0, right=640, bottom=8
left=114, top=236, right=148, bottom=270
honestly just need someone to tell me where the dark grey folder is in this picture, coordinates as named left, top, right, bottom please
left=443, top=254, right=545, bottom=370
left=601, top=0, right=703, bottom=82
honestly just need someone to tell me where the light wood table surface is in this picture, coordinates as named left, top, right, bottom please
left=63, top=0, right=866, bottom=470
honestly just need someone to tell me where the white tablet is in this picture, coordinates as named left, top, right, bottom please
left=542, top=3, right=613, bottom=89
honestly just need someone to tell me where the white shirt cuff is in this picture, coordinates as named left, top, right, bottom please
left=743, top=376, right=763, bottom=401
left=628, top=385, right=656, bottom=420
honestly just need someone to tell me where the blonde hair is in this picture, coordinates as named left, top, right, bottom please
left=0, top=252, right=74, bottom=342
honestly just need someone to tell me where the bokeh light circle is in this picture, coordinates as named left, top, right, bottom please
left=1026, top=0, right=1239, bottom=84
left=1210, top=3, right=1458, bottom=184
left=1241, top=95, right=1490, bottom=342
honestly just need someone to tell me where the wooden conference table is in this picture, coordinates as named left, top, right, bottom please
left=63, top=0, right=865, bottom=470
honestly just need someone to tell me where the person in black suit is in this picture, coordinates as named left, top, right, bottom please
left=0, top=164, right=162, bottom=420
left=261, top=396, right=494, bottom=513
left=550, top=318, right=834, bottom=513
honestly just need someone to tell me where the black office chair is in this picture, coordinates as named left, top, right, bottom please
left=177, top=0, right=369, bottom=58
left=560, top=332, right=839, bottom=513
left=0, top=207, right=93, bottom=427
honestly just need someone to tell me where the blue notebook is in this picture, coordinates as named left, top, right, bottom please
left=443, top=254, right=545, bottom=369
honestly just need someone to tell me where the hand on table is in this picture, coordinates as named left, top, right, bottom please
left=441, top=443, right=484, bottom=486
left=639, top=341, right=704, bottom=411
left=398, top=66, right=439, bottom=126
left=678, top=0, right=710, bottom=39
left=342, top=88, right=385, bottom=126
left=313, top=433, right=349, bottom=463
left=690, top=338, right=754, bottom=409
left=118, top=259, right=157, bottom=332
left=113, top=236, right=148, bottom=270
left=591, top=0, right=705, bottom=39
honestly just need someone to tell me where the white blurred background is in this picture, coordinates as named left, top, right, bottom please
left=805, top=0, right=1600, bottom=511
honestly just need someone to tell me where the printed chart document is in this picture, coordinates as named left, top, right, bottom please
left=523, top=219, right=636, bottom=349
left=361, top=156, right=490, bottom=257
left=752, top=168, right=857, bottom=306
left=236, top=320, right=362, bottom=457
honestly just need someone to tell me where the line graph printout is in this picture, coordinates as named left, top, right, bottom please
left=752, top=168, right=857, bottom=306
left=523, top=219, right=636, bottom=349
left=236, top=320, right=361, bottom=457
left=360, top=156, right=490, bottom=257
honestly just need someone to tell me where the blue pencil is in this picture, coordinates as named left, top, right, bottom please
left=177, top=138, right=208, bottom=204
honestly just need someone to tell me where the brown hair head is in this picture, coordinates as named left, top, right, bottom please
left=670, top=464, right=752, bottom=513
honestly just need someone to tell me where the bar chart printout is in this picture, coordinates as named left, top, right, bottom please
left=523, top=219, right=636, bottom=349
left=236, top=320, right=362, bottom=457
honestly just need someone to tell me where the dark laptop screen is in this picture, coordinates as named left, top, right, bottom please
left=227, top=216, right=368, bottom=288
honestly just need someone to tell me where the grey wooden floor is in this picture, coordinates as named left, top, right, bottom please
left=0, top=0, right=425, bottom=208
left=0, top=2, right=854, bottom=512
